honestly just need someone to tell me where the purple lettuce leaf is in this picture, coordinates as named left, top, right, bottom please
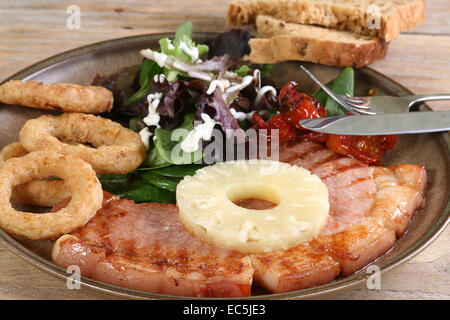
left=254, top=91, right=280, bottom=111
left=195, top=89, right=246, bottom=141
left=208, top=29, right=253, bottom=59
left=155, top=79, right=206, bottom=129
left=91, top=73, right=127, bottom=117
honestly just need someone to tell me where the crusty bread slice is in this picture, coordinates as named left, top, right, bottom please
left=246, top=15, right=389, bottom=67
left=227, top=0, right=425, bottom=42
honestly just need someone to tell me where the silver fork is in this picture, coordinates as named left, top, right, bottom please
left=300, top=65, right=450, bottom=115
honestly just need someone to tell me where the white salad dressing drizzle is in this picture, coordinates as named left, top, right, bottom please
left=143, top=92, right=163, bottom=128
left=167, top=41, right=175, bottom=50
left=230, top=109, right=255, bottom=122
left=253, top=69, right=261, bottom=84
left=180, top=113, right=218, bottom=153
left=223, top=71, right=239, bottom=79
left=255, top=86, right=277, bottom=105
left=143, top=50, right=169, bottom=68
left=253, top=69, right=277, bottom=105
left=206, top=79, right=231, bottom=95
left=225, top=75, right=254, bottom=94
left=220, top=69, right=277, bottom=120
left=153, top=74, right=166, bottom=84
left=139, top=127, right=152, bottom=149
left=178, top=41, right=199, bottom=63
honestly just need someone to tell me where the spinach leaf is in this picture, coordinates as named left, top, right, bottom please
left=100, top=173, right=177, bottom=203
left=129, top=116, right=143, bottom=132
left=141, top=171, right=180, bottom=192
left=117, top=178, right=175, bottom=203
left=153, top=113, right=203, bottom=165
left=174, top=21, right=193, bottom=45
left=100, top=174, right=132, bottom=193
left=142, top=140, right=171, bottom=169
left=147, top=164, right=204, bottom=177
left=313, top=67, right=354, bottom=116
left=125, top=59, right=163, bottom=107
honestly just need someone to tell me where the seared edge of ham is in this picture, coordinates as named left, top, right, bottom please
left=250, top=244, right=340, bottom=293
left=369, top=165, right=427, bottom=237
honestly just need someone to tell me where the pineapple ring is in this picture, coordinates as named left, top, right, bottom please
left=176, top=160, right=329, bottom=253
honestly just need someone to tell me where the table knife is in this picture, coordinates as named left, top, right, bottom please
left=299, top=111, right=450, bottom=135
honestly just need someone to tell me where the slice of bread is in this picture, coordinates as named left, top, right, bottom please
left=227, top=0, right=425, bottom=42
left=246, top=15, right=389, bottom=67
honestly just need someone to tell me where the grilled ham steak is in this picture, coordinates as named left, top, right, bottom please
left=251, top=140, right=425, bottom=292
left=52, top=140, right=426, bottom=297
left=52, top=192, right=253, bottom=297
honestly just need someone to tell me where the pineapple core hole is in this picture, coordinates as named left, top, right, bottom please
left=227, top=182, right=280, bottom=211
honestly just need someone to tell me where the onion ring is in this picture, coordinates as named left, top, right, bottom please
left=0, top=80, right=113, bottom=114
left=0, top=142, right=71, bottom=207
left=19, top=113, right=147, bottom=174
left=0, top=151, right=103, bottom=240
left=0, top=142, right=28, bottom=165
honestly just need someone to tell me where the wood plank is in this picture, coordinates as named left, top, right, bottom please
left=371, top=34, right=450, bottom=110
left=404, top=0, right=450, bottom=35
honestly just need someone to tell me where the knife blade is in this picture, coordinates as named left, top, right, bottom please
left=299, top=111, right=450, bottom=135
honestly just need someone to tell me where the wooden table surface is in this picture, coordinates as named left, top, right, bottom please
left=0, top=0, right=448, bottom=300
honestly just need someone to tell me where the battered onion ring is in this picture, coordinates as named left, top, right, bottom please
left=0, top=80, right=113, bottom=114
left=0, top=151, right=103, bottom=240
left=19, top=113, right=147, bottom=174
left=0, top=142, right=28, bottom=165
left=0, top=142, right=71, bottom=207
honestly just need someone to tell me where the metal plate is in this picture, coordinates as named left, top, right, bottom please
left=0, top=33, right=448, bottom=299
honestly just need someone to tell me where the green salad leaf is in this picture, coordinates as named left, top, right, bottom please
left=100, top=174, right=132, bottom=194
left=174, top=21, right=193, bottom=45
left=125, top=21, right=209, bottom=107
left=153, top=113, right=203, bottom=165
left=116, top=178, right=175, bottom=203
left=125, top=58, right=163, bottom=107
left=141, top=171, right=180, bottom=192
left=143, top=140, right=171, bottom=169
left=147, top=164, right=204, bottom=177
left=158, top=22, right=208, bottom=81
left=261, top=64, right=274, bottom=77
left=100, top=164, right=203, bottom=204
left=128, top=116, right=143, bottom=132
left=235, top=64, right=251, bottom=77
left=313, top=67, right=354, bottom=116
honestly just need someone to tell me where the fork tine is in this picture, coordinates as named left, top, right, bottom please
left=349, top=108, right=376, bottom=115
left=299, top=65, right=354, bottom=114
left=344, top=97, right=367, bottom=105
left=344, top=96, right=371, bottom=108
left=343, top=97, right=377, bottom=113
left=344, top=100, right=372, bottom=110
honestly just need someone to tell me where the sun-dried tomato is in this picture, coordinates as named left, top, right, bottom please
left=301, top=131, right=330, bottom=144
left=252, top=82, right=326, bottom=142
left=279, top=82, right=326, bottom=130
left=326, top=135, right=384, bottom=164
left=378, top=135, right=398, bottom=152
left=252, top=113, right=297, bottom=143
